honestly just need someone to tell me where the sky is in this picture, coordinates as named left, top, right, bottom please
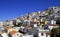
left=0, top=0, right=60, bottom=21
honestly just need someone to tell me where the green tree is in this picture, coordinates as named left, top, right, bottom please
left=50, top=17, right=60, bottom=37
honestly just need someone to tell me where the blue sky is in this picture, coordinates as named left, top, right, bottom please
left=0, top=0, right=60, bottom=21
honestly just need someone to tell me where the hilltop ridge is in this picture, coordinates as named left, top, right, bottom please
left=0, top=6, right=60, bottom=27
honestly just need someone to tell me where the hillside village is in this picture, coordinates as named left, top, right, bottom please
left=0, top=6, right=60, bottom=37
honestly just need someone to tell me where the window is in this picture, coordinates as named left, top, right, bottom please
left=41, top=33, right=44, bottom=36
left=57, top=11, right=60, bottom=13
left=54, top=8, right=57, bottom=9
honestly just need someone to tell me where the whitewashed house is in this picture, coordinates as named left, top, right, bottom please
left=51, top=20, right=56, bottom=25
left=1, top=32, right=9, bottom=37
left=38, top=29, right=50, bottom=37
left=0, top=22, right=4, bottom=26
left=21, top=35, right=33, bottom=37
left=49, top=24, right=59, bottom=30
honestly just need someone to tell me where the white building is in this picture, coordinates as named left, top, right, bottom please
left=51, top=20, right=56, bottom=25
left=21, top=35, right=33, bottom=37
left=49, top=24, right=59, bottom=30
left=38, top=29, right=50, bottom=37
left=0, top=22, right=4, bottom=26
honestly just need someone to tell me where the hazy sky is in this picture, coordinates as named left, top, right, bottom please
left=0, top=0, right=60, bottom=21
